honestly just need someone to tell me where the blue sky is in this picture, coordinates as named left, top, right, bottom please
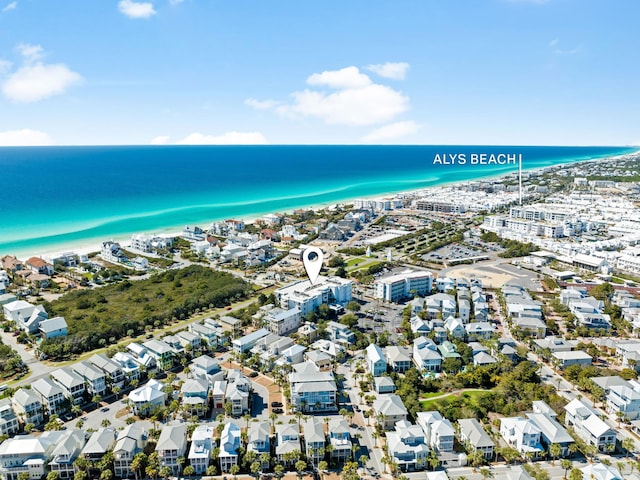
left=0, top=0, right=638, bottom=146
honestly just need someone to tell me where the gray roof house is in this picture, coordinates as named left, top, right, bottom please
left=89, top=353, right=125, bottom=389
left=81, top=428, right=117, bottom=463
left=72, top=360, right=107, bottom=397
left=374, top=394, right=408, bottom=430
left=113, top=424, right=148, bottom=479
left=458, top=418, right=495, bottom=460
left=32, top=377, right=66, bottom=416
left=11, top=387, right=44, bottom=426
left=38, top=316, right=67, bottom=339
left=50, top=367, right=86, bottom=405
left=155, top=424, right=187, bottom=475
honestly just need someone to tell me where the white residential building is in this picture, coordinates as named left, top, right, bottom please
left=606, top=383, right=640, bottom=421
left=417, top=411, right=455, bottom=453
left=219, top=422, right=241, bottom=472
left=458, top=418, right=494, bottom=460
left=265, top=307, right=301, bottom=336
left=113, top=424, right=148, bottom=479
left=386, top=420, right=430, bottom=472
left=128, top=379, right=166, bottom=416
left=50, top=367, right=86, bottom=406
left=11, top=388, right=43, bottom=426
left=565, top=398, right=617, bottom=452
left=156, top=425, right=187, bottom=476
left=366, top=344, right=387, bottom=376
left=289, top=362, right=337, bottom=413
left=275, top=277, right=352, bottom=316
left=32, top=378, right=65, bottom=416
left=499, top=417, right=543, bottom=456
left=188, top=425, right=213, bottom=475
left=374, top=394, right=408, bottom=430
left=374, top=270, right=433, bottom=302
left=413, top=337, right=442, bottom=372
left=0, top=400, right=19, bottom=437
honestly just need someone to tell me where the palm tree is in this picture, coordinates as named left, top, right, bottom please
left=183, top=465, right=195, bottom=478
left=318, top=460, right=328, bottom=480
left=130, top=452, right=147, bottom=480
left=560, top=459, right=572, bottom=479
left=623, top=437, right=635, bottom=458
left=295, top=460, right=307, bottom=480
left=549, top=443, right=562, bottom=465
left=159, top=466, right=172, bottom=480
left=229, top=463, right=240, bottom=480
left=568, top=467, right=582, bottom=480
left=479, top=468, right=493, bottom=479
left=260, top=452, right=271, bottom=470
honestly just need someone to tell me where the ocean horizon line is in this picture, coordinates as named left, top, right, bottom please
left=0, top=145, right=637, bottom=260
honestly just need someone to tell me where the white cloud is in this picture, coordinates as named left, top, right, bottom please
left=2, top=62, right=83, bottom=102
left=118, top=0, right=156, bottom=18
left=307, top=66, right=372, bottom=89
left=278, top=82, right=409, bottom=127
left=362, top=121, right=421, bottom=142
left=151, top=135, right=170, bottom=145
left=2, top=1, right=16, bottom=12
left=176, top=131, right=268, bottom=145
left=169, top=0, right=184, bottom=4
left=549, top=38, right=559, bottom=47
left=244, top=98, right=280, bottom=110
left=16, top=43, right=44, bottom=62
left=0, top=59, right=12, bottom=75
left=0, top=129, right=54, bottom=146
left=366, top=62, right=410, bottom=80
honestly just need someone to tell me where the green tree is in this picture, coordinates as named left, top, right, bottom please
left=346, top=301, right=361, bottom=313
left=274, top=464, right=285, bottom=479
left=251, top=461, right=262, bottom=478
left=623, top=438, right=635, bottom=458
left=159, top=466, right=172, bottom=480
left=568, top=468, right=582, bottom=480
left=130, top=452, right=148, bottom=480
left=560, top=459, right=572, bottom=479
left=549, top=443, right=562, bottom=464
left=183, top=465, right=195, bottom=477
left=318, top=460, right=328, bottom=480
left=295, top=460, right=307, bottom=478
left=47, top=472, right=61, bottom=480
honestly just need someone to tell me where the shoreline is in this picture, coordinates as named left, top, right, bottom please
left=5, top=149, right=639, bottom=262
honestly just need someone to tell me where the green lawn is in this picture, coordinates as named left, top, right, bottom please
left=420, top=389, right=489, bottom=410
left=346, top=257, right=366, bottom=267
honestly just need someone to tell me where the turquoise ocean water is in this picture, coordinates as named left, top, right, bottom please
left=0, top=145, right=635, bottom=257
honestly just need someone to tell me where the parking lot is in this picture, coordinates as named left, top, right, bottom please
left=422, top=241, right=496, bottom=263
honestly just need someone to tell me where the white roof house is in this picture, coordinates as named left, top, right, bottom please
left=499, top=417, right=543, bottom=455
left=564, top=398, right=617, bottom=452
left=386, top=420, right=430, bottom=472
left=365, top=344, right=387, bottom=376
left=128, top=379, right=166, bottom=415
left=188, top=425, right=214, bottom=475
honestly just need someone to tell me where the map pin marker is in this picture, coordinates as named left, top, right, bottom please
left=303, top=246, right=323, bottom=285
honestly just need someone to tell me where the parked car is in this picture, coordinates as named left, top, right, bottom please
left=271, top=401, right=283, bottom=407
left=272, top=408, right=284, bottom=414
